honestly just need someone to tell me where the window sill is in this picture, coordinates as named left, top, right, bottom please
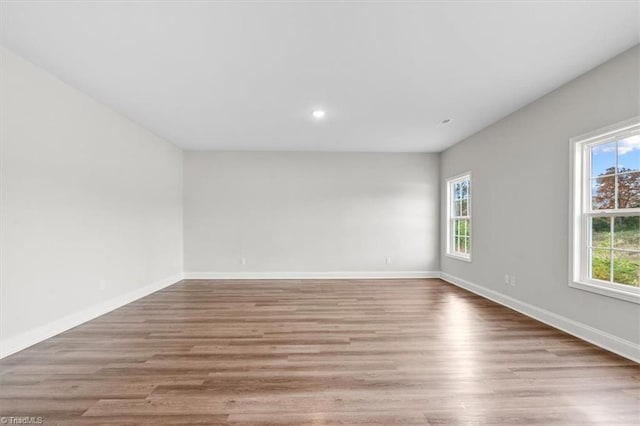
left=446, top=252, right=472, bottom=263
left=570, top=280, right=640, bottom=304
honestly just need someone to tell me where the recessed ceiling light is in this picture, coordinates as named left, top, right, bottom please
left=440, top=118, right=452, bottom=124
left=312, top=110, right=326, bottom=119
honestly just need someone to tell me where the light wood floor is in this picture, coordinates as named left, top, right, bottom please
left=0, top=279, right=638, bottom=425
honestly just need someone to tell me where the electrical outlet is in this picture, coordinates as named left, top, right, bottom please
left=100, top=280, right=107, bottom=290
left=510, top=275, right=517, bottom=286
left=504, top=274, right=510, bottom=285
left=240, top=257, right=247, bottom=265
left=386, top=257, right=392, bottom=264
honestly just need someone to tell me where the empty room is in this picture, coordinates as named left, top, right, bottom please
left=0, top=0, right=639, bottom=424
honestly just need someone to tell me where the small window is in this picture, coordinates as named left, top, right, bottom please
left=446, top=172, right=472, bottom=261
left=571, top=118, right=640, bottom=303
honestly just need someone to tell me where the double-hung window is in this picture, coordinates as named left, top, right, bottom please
left=571, top=118, right=640, bottom=303
left=446, top=172, right=472, bottom=261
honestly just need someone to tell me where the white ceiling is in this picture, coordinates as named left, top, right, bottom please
left=2, top=1, right=639, bottom=152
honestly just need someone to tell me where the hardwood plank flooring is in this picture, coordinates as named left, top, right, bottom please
left=0, top=278, right=638, bottom=425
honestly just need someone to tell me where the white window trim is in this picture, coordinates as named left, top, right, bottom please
left=446, top=171, right=472, bottom=262
left=569, top=116, right=640, bottom=304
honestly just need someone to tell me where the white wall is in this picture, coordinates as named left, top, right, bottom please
left=0, top=48, right=184, bottom=357
left=184, top=152, right=439, bottom=277
left=440, top=46, right=640, bottom=359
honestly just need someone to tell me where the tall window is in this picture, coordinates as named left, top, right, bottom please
left=571, top=118, right=639, bottom=303
left=447, top=173, right=472, bottom=261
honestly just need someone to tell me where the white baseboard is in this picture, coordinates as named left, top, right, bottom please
left=183, top=271, right=440, bottom=280
left=0, top=273, right=183, bottom=359
left=439, top=272, right=640, bottom=363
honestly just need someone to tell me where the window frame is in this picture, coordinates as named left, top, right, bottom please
left=570, top=117, right=640, bottom=304
left=446, top=171, right=472, bottom=262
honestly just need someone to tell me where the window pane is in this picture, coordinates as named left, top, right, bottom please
left=454, top=183, right=461, bottom=200
left=614, top=216, right=639, bottom=250
left=591, top=249, right=611, bottom=282
left=461, top=199, right=468, bottom=216
left=613, top=251, right=639, bottom=287
left=458, top=219, right=470, bottom=238
left=617, top=171, right=640, bottom=208
left=460, top=180, right=468, bottom=199
left=592, top=176, right=615, bottom=209
left=454, top=200, right=462, bottom=217
left=452, top=219, right=471, bottom=255
left=591, top=217, right=611, bottom=248
left=618, top=134, right=640, bottom=173
left=591, top=141, right=616, bottom=177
